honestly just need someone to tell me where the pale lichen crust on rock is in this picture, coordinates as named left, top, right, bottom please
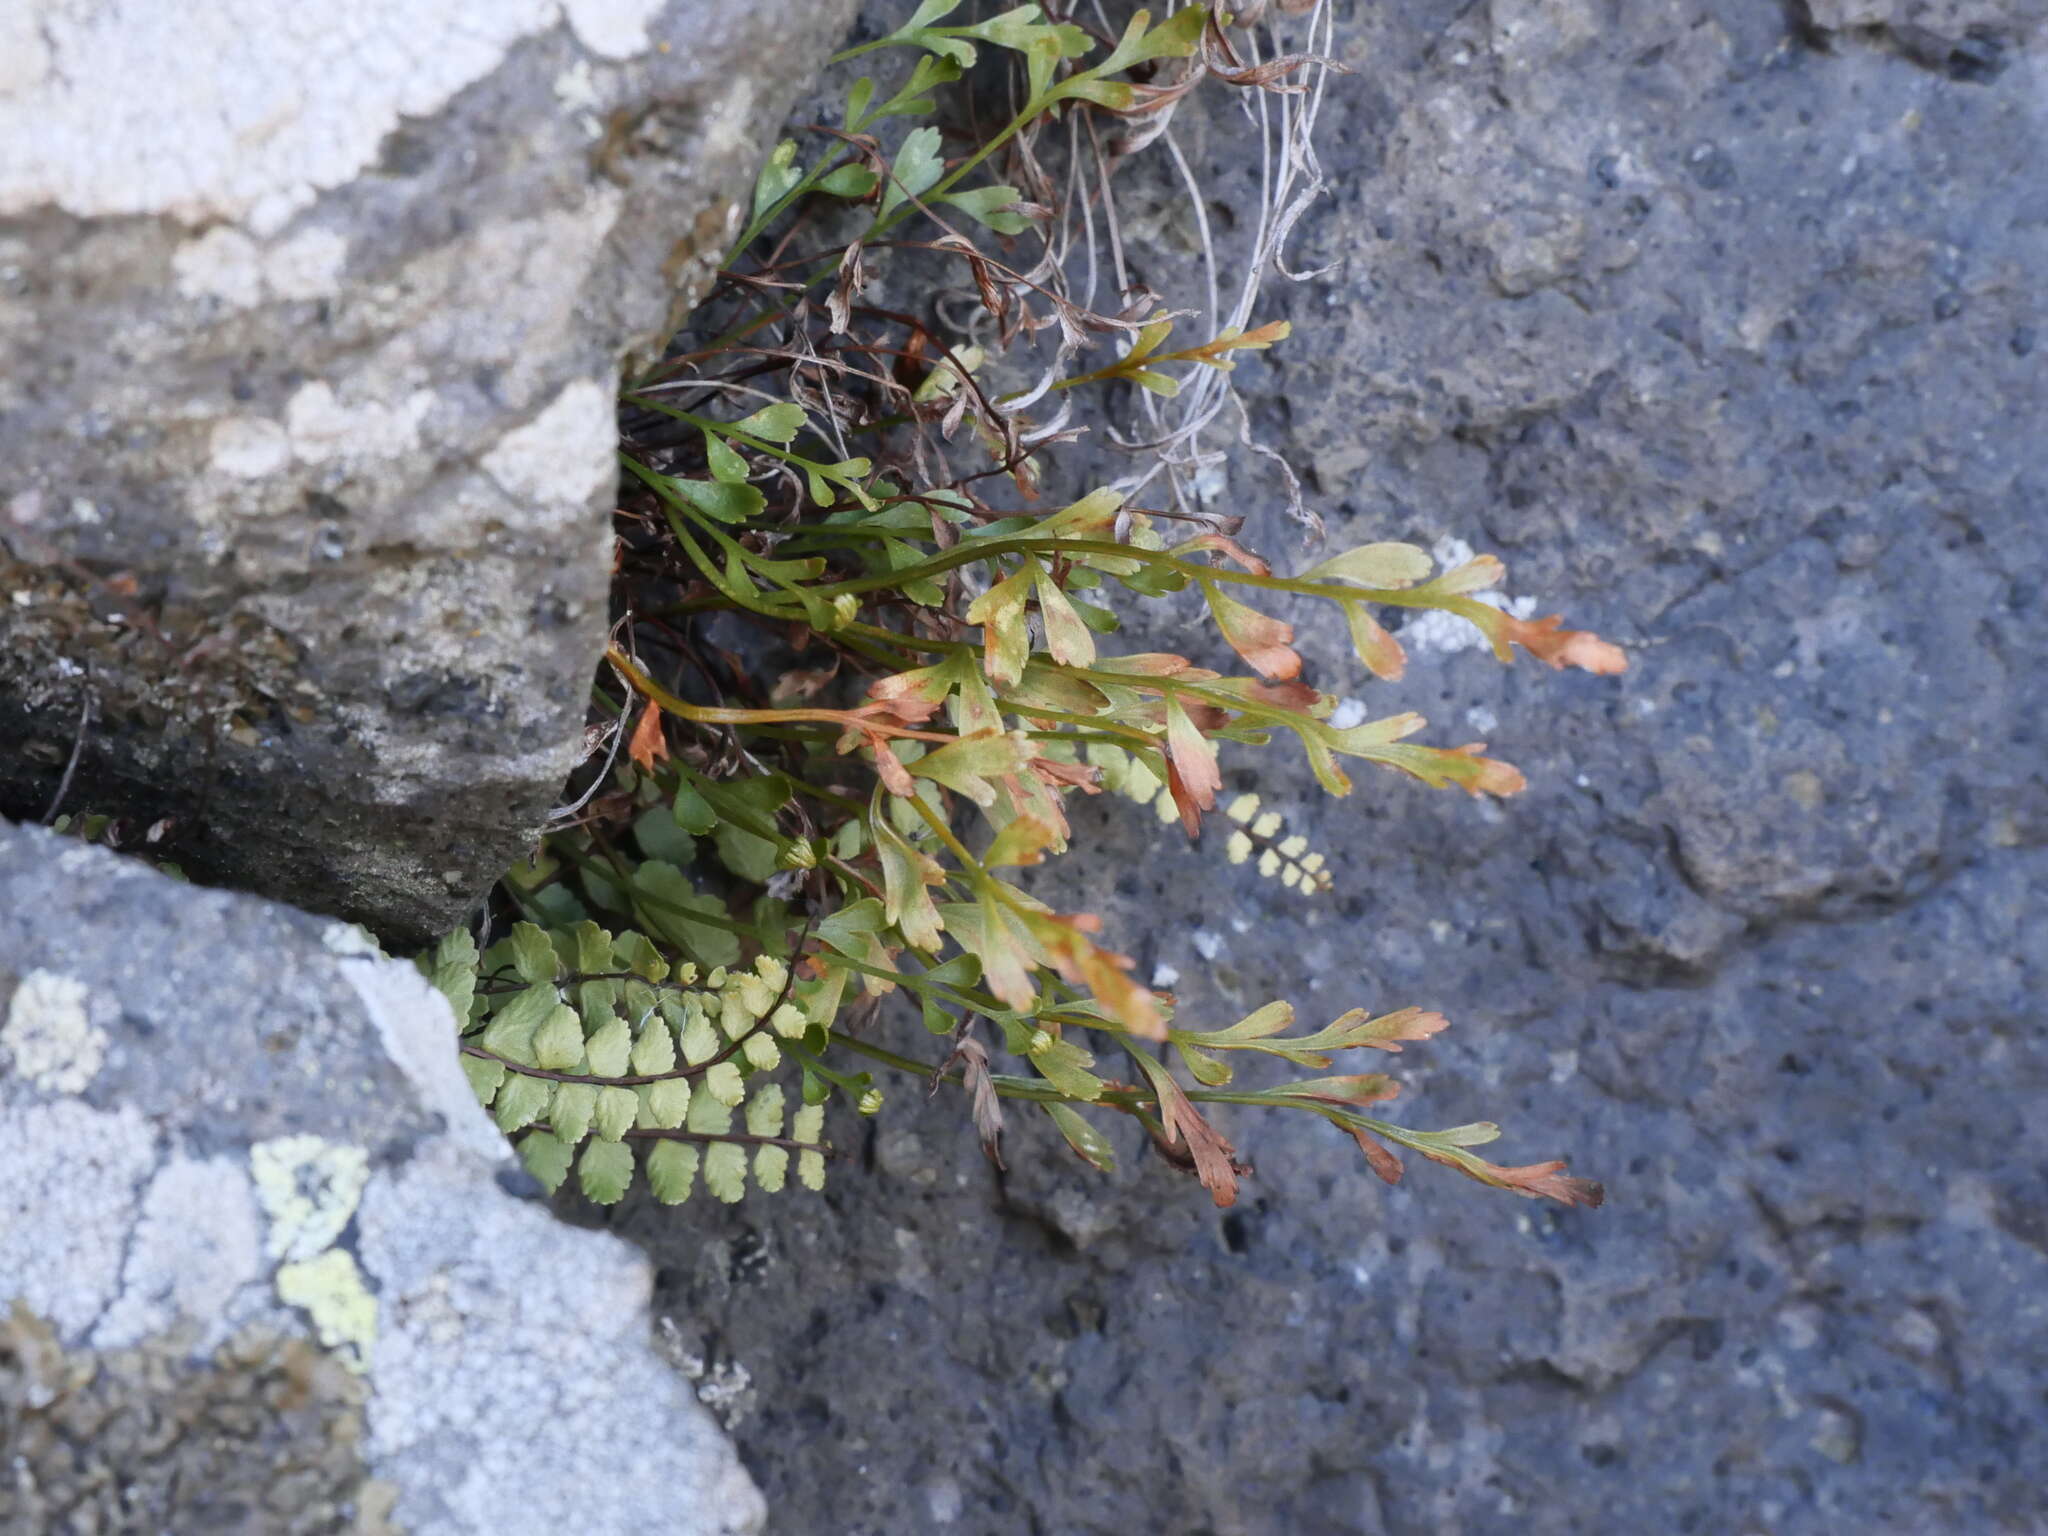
left=0, top=0, right=667, bottom=232
left=0, top=968, right=105, bottom=1094
left=2, top=822, right=773, bottom=1532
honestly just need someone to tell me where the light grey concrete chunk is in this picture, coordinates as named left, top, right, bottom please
left=0, top=821, right=765, bottom=1533
left=0, top=0, right=859, bottom=945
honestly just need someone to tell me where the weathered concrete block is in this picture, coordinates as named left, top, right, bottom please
left=0, top=819, right=763, bottom=1535
left=0, top=0, right=857, bottom=946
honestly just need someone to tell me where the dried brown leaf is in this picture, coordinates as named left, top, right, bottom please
left=626, top=698, right=668, bottom=773
left=1497, top=613, right=1630, bottom=675
left=1418, top=1151, right=1607, bottom=1209
left=873, top=741, right=916, bottom=798
left=1032, top=913, right=1164, bottom=1040
left=1205, top=587, right=1301, bottom=680
left=935, top=232, right=1008, bottom=330
left=1236, top=679, right=1322, bottom=714
left=1144, top=1064, right=1244, bottom=1208
left=1172, top=532, right=1270, bottom=574
left=1346, top=1128, right=1406, bottom=1187
left=1028, top=755, right=1102, bottom=793
left=1442, top=744, right=1528, bottom=797
left=1164, top=695, right=1221, bottom=836
left=944, top=1035, right=1005, bottom=1170
left=1344, top=603, right=1407, bottom=681
left=1355, top=1006, right=1451, bottom=1053
left=1200, top=20, right=1339, bottom=91
left=826, top=241, right=866, bottom=336
left=771, top=663, right=838, bottom=704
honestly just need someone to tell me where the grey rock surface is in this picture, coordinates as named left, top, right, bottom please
left=586, top=3, right=2048, bottom=1532
left=0, top=819, right=764, bottom=1536
left=0, top=0, right=857, bottom=947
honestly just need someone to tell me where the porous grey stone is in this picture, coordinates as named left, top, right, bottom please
left=0, top=819, right=764, bottom=1536
left=0, top=0, right=858, bottom=947
left=589, top=4, right=2048, bottom=1532
left=1800, top=0, right=2043, bottom=56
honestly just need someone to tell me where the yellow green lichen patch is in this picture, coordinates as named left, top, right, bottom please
left=249, top=1137, right=377, bottom=1371
left=275, top=1249, right=378, bottom=1375
left=250, top=1135, right=369, bottom=1264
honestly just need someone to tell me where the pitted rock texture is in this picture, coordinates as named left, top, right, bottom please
left=0, top=820, right=764, bottom=1536
left=0, top=0, right=856, bottom=946
left=589, top=4, right=2048, bottom=1532
left=1, top=1308, right=397, bottom=1536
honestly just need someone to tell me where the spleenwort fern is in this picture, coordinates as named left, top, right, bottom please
left=429, top=3, right=1622, bottom=1216
left=421, top=925, right=839, bottom=1204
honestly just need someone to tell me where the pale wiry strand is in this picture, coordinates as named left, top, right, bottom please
left=995, top=353, right=1073, bottom=417
left=1140, top=126, right=1230, bottom=521
left=905, top=417, right=952, bottom=495
left=730, top=339, right=901, bottom=395
left=720, top=343, right=898, bottom=444
left=1129, top=127, right=1234, bottom=481
left=1009, top=231, right=1072, bottom=299
left=546, top=670, right=634, bottom=828
left=766, top=459, right=808, bottom=510
left=1260, top=1, right=1340, bottom=283
left=1005, top=114, right=1060, bottom=214
left=778, top=362, right=839, bottom=441
left=1101, top=54, right=1205, bottom=164
left=1017, top=396, right=1077, bottom=448
left=1075, top=109, right=1194, bottom=512
left=1086, top=111, right=1135, bottom=307
left=1069, top=3, right=1338, bottom=537
left=1167, top=129, right=1224, bottom=372
left=934, top=288, right=993, bottom=350
left=1233, top=391, right=1317, bottom=537
left=1067, top=112, right=1102, bottom=313
left=786, top=322, right=855, bottom=461
left=1217, top=6, right=1333, bottom=534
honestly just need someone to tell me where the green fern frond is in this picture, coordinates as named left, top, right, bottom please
left=421, top=924, right=832, bottom=1207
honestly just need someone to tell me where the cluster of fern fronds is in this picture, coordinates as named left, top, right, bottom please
left=433, top=3, right=1618, bottom=1212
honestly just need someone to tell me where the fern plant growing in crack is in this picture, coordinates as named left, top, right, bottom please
left=424, top=1, right=1621, bottom=1214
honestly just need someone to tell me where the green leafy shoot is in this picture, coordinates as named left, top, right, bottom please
left=446, top=2, right=1621, bottom=1220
